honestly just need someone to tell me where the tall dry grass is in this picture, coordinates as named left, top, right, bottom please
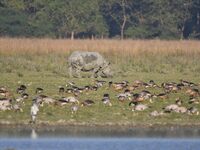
left=0, top=38, right=200, bottom=55
left=0, top=38, right=200, bottom=75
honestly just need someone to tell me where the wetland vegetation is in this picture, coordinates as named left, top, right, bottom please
left=0, top=38, right=200, bottom=127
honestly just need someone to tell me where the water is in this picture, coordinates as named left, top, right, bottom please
left=0, top=126, right=200, bottom=150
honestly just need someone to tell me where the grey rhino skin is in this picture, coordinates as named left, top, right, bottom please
left=68, top=51, right=112, bottom=78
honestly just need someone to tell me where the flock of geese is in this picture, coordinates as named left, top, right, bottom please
left=0, top=79, right=200, bottom=123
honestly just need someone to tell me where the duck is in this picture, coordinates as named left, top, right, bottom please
left=67, top=81, right=75, bottom=87
left=0, top=86, right=7, bottom=96
left=0, top=86, right=7, bottom=92
left=129, top=101, right=149, bottom=111
left=56, top=98, right=68, bottom=106
left=91, top=85, right=98, bottom=91
left=12, top=104, right=23, bottom=112
left=42, top=97, right=56, bottom=105
left=187, top=107, right=199, bottom=115
left=95, top=80, right=106, bottom=87
left=109, top=81, right=129, bottom=90
left=35, top=87, right=44, bottom=94
left=186, top=88, right=199, bottom=97
left=175, top=97, right=183, bottom=106
left=81, top=99, right=95, bottom=106
left=33, top=95, right=55, bottom=106
left=82, top=86, right=90, bottom=92
left=188, top=96, right=199, bottom=104
left=117, top=93, right=128, bottom=102
left=148, top=80, right=159, bottom=88
left=102, top=93, right=112, bottom=106
left=65, top=88, right=74, bottom=94
left=155, top=93, right=168, bottom=99
left=163, top=104, right=179, bottom=113
left=150, top=110, right=164, bottom=117
left=15, top=93, right=29, bottom=103
left=59, top=96, right=79, bottom=105
left=117, top=89, right=132, bottom=102
left=132, top=80, right=145, bottom=87
left=132, top=90, right=153, bottom=102
left=16, top=85, right=27, bottom=94
left=180, top=79, right=197, bottom=87
left=21, top=93, right=29, bottom=99
left=128, top=85, right=139, bottom=91
left=0, top=98, right=12, bottom=111
left=0, top=89, right=11, bottom=98
left=59, top=87, right=65, bottom=94
left=163, top=99, right=186, bottom=113
left=175, top=106, right=187, bottom=113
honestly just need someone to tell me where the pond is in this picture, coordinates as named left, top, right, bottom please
left=0, top=126, right=200, bottom=150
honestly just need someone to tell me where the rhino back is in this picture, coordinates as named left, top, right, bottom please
left=69, top=51, right=104, bottom=66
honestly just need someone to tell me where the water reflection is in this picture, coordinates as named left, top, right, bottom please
left=0, top=126, right=200, bottom=138
left=31, top=129, right=38, bottom=139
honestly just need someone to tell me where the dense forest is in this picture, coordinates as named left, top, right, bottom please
left=0, top=0, right=200, bottom=39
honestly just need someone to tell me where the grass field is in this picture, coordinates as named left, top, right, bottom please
left=0, top=38, right=200, bottom=126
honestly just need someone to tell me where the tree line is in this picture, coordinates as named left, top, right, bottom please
left=0, top=0, right=200, bottom=39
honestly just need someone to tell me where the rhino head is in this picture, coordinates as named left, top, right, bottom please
left=100, top=61, right=113, bottom=78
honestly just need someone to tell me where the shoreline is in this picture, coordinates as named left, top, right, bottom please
left=1, top=121, right=200, bottom=129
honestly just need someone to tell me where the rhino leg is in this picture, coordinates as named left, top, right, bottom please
left=69, top=66, right=73, bottom=78
left=74, top=68, right=82, bottom=78
left=91, top=67, right=101, bottom=78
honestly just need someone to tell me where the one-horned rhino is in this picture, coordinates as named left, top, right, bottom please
left=68, top=51, right=112, bottom=78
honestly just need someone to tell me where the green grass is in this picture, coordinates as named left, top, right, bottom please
left=0, top=71, right=200, bottom=126
left=0, top=51, right=200, bottom=126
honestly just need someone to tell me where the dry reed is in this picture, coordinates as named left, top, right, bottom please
left=0, top=38, right=200, bottom=56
